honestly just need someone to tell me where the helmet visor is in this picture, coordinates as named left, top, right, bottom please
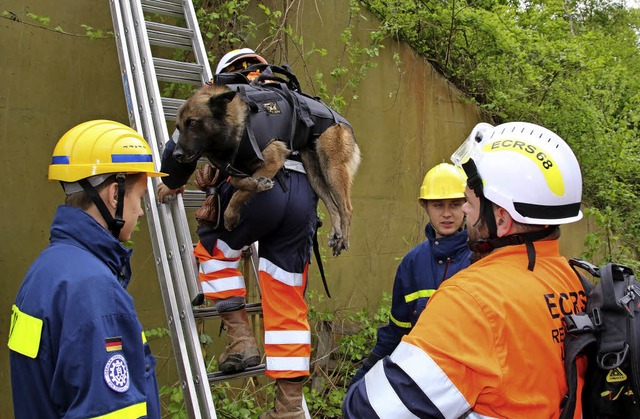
left=451, top=136, right=476, bottom=167
left=451, top=122, right=494, bottom=167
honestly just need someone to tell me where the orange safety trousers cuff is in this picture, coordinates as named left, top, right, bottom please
left=194, top=240, right=246, bottom=302
left=260, top=262, right=311, bottom=380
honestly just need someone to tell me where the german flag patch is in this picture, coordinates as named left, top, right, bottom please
left=105, top=336, right=123, bottom=352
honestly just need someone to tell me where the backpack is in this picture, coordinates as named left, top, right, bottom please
left=212, top=63, right=303, bottom=92
left=561, top=258, right=640, bottom=419
left=209, top=63, right=336, bottom=298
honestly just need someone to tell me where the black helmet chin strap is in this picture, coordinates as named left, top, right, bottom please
left=463, top=159, right=498, bottom=239
left=78, top=173, right=126, bottom=239
left=469, top=226, right=559, bottom=271
left=461, top=158, right=558, bottom=271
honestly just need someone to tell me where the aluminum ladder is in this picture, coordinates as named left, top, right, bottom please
left=108, top=0, right=264, bottom=417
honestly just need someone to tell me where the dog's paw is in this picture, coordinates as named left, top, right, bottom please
left=255, top=177, right=274, bottom=192
left=224, top=209, right=241, bottom=231
left=328, top=233, right=347, bottom=257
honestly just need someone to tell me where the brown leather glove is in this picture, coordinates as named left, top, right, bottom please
left=194, top=164, right=223, bottom=228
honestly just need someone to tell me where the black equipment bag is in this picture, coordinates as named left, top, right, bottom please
left=213, top=63, right=302, bottom=92
left=561, top=259, right=640, bottom=419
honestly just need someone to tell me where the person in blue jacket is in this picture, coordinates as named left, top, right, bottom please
left=8, top=120, right=166, bottom=419
left=349, top=163, right=471, bottom=385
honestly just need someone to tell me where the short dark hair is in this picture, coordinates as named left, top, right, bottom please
left=65, top=173, right=145, bottom=209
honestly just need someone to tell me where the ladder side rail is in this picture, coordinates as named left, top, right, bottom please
left=112, top=0, right=203, bottom=411
left=111, top=0, right=216, bottom=417
left=119, top=0, right=215, bottom=416
left=127, top=0, right=216, bottom=418
left=127, top=0, right=204, bottom=305
left=109, top=0, right=144, bottom=129
left=182, top=0, right=213, bottom=83
left=142, top=190, right=209, bottom=419
left=109, top=0, right=204, bottom=416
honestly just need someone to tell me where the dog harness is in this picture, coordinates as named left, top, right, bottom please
left=209, top=68, right=353, bottom=178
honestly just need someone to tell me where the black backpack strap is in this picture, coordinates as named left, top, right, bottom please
left=234, top=85, right=264, bottom=163
left=212, top=72, right=250, bottom=85
left=598, top=263, right=631, bottom=370
left=600, top=263, right=622, bottom=311
left=248, top=64, right=302, bottom=92
left=561, top=330, right=597, bottom=419
left=561, top=259, right=597, bottom=419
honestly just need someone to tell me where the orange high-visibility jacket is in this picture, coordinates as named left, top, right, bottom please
left=343, top=239, right=586, bottom=418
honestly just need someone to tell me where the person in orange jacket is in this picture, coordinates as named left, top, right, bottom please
left=343, top=121, right=587, bottom=418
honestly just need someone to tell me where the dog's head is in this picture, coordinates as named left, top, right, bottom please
left=173, top=87, right=245, bottom=164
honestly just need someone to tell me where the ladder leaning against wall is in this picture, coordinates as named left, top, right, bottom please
left=108, top=0, right=265, bottom=417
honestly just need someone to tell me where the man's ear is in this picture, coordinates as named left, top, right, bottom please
left=100, top=182, right=119, bottom=209
left=495, top=207, right=514, bottom=237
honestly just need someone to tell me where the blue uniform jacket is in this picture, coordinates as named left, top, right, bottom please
left=9, top=206, right=160, bottom=419
left=372, top=224, right=471, bottom=357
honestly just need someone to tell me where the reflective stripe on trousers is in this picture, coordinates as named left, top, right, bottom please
left=195, top=240, right=246, bottom=301
left=260, top=257, right=311, bottom=379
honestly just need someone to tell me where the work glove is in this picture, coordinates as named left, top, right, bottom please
left=194, top=163, right=223, bottom=228
left=348, top=351, right=383, bottom=388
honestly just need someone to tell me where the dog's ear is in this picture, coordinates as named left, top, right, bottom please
left=209, top=91, right=237, bottom=118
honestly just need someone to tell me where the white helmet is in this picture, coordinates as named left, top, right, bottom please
left=451, top=121, right=583, bottom=225
left=215, top=48, right=267, bottom=74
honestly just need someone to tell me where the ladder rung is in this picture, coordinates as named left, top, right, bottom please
left=182, top=189, right=205, bottom=209
left=146, top=21, right=194, bottom=50
left=141, top=0, right=184, bottom=18
left=193, top=302, right=263, bottom=320
left=161, top=97, right=185, bottom=120
left=208, top=364, right=266, bottom=384
left=153, top=57, right=204, bottom=85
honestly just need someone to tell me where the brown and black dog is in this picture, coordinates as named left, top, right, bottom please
left=170, top=82, right=361, bottom=256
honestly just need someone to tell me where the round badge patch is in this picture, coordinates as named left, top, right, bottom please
left=104, top=353, right=130, bottom=393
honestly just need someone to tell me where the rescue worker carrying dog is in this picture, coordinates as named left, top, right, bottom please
left=9, top=120, right=165, bottom=418
left=349, top=163, right=471, bottom=386
left=343, top=121, right=586, bottom=418
left=158, top=48, right=316, bottom=418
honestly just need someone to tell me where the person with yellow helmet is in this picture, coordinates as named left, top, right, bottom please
left=348, top=162, right=471, bottom=386
left=343, top=122, right=586, bottom=418
left=9, top=120, right=165, bottom=418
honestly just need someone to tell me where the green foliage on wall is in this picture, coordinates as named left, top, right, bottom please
left=360, top=0, right=640, bottom=268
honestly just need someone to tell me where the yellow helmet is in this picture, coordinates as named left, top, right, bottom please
left=49, top=120, right=166, bottom=182
left=419, top=163, right=467, bottom=200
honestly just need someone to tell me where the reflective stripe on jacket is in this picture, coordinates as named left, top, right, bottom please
left=343, top=240, right=586, bottom=418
